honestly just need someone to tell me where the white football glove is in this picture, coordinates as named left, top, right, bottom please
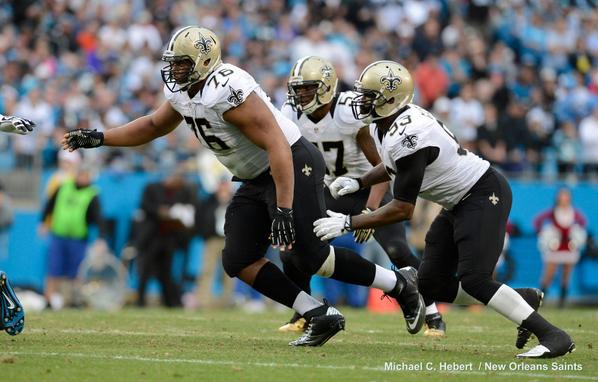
left=353, top=208, right=375, bottom=244
left=313, top=210, right=352, bottom=241
left=328, top=177, right=360, bottom=199
left=0, top=115, right=35, bottom=135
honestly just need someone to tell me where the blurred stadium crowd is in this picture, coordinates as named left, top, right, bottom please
left=0, top=0, right=597, bottom=179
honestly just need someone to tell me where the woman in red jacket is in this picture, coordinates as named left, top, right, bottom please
left=534, top=188, right=587, bottom=308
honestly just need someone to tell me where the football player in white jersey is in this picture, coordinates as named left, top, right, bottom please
left=279, top=56, right=445, bottom=336
left=0, top=113, right=33, bottom=336
left=314, top=60, right=575, bottom=359
left=62, top=27, right=427, bottom=346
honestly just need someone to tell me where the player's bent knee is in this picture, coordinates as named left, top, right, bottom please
left=221, top=253, right=244, bottom=278
left=315, top=246, right=335, bottom=278
left=285, top=244, right=331, bottom=276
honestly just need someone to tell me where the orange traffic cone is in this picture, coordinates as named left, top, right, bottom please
left=367, top=288, right=400, bottom=313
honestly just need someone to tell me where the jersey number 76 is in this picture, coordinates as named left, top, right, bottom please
left=184, top=116, right=230, bottom=151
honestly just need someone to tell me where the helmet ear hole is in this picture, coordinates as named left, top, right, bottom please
left=203, top=58, right=211, bottom=67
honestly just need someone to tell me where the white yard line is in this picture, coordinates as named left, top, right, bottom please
left=5, top=351, right=597, bottom=381
left=25, top=327, right=516, bottom=349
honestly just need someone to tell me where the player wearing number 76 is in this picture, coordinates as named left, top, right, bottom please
left=61, top=27, right=427, bottom=347
left=314, top=60, right=575, bottom=359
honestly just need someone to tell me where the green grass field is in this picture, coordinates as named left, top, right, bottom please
left=1, top=306, right=596, bottom=382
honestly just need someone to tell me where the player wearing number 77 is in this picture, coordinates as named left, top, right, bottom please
left=61, top=27, right=427, bottom=346
left=314, top=60, right=575, bottom=359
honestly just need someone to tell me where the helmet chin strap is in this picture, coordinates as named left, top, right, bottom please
left=297, top=90, right=321, bottom=114
left=180, top=71, right=204, bottom=92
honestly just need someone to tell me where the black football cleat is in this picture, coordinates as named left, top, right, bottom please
left=515, top=288, right=544, bottom=349
left=386, top=267, right=426, bottom=335
left=424, top=312, right=446, bottom=337
left=516, top=329, right=575, bottom=359
left=289, top=303, right=345, bottom=347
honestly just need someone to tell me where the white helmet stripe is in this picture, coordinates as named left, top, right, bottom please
left=359, top=62, right=380, bottom=81
left=168, top=26, right=193, bottom=51
left=293, top=56, right=312, bottom=77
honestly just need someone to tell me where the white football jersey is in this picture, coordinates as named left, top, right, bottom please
left=371, top=104, right=490, bottom=210
left=164, top=63, right=301, bottom=180
left=282, top=91, right=372, bottom=185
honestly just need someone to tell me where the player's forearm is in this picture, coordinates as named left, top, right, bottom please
left=267, top=140, right=294, bottom=209
left=359, top=163, right=391, bottom=189
left=351, top=199, right=411, bottom=229
left=103, top=115, right=171, bottom=147
left=365, top=181, right=389, bottom=210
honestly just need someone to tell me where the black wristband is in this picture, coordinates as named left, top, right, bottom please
left=344, top=215, right=353, bottom=232
left=356, top=177, right=363, bottom=189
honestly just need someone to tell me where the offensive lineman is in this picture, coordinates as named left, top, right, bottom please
left=279, top=56, right=445, bottom=336
left=314, top=60, right=574, bottom=358
left=0, top=113, right=34, bottom=336
left=61, top=27, right=426, bottom=346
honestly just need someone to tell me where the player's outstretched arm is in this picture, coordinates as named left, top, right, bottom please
left=352, top=148, right=428, bottom=229
left=351, top=199, right=415, bottom=229
left=62, top=101, right=183, bottom=151
left=358, top=163, right=391, bottom=189
left=315, top=149, right=428, bottom=241
left=328, top=164, right=390, bottom=200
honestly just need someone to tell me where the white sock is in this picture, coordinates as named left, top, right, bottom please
left=371, top=264, right=398, bottom=292
left=292, top=291, right=322, bottom=316
left=453, top=283, right=483, bottom=305
left=487, top=284, right=534, bottom=325
left=425, top=303, right=439, bottom=316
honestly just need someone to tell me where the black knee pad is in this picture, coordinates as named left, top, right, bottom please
left=221, top=250, right=246, bottom=278
left=459, top=272, right=499, bottom=304
left=280, top=251, right=311, bottom=276
left=284, top=246, right=329, bottom=276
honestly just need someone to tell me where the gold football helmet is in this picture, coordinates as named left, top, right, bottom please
left=352, top=60, right=414, bottom=123
left=287, top=56, right=338, bottom=114
left=161, top=26, right=222, bottom=92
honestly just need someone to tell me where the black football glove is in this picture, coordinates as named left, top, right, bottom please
left=63, top=129, right=104, bottom=150
left=271, top=207, right=296, bottom=248
left=0, top=115, right=35, bottom=135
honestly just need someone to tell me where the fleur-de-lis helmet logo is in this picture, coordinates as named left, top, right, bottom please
left=320, top=64, right=333, bottom=79
left=380, top=68, right=402, bottom=91
left=194, top=34, right=213, bottom=55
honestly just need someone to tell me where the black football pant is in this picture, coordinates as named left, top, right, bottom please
left=417, top=167, right=513, bottom=305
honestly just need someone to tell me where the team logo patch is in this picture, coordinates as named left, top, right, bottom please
left=380, top=69, right=402, bottom=91
left=302, top=164, right=312, bottom=176
left=194, top=34, right=213, bottom=55
left=227, top=86, right=244, bottom=106
left=401, top=134, right=418, bottom=149
left=320, top=64, right=333, bottom=79
left=489, top=193, right=499, bottom=205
